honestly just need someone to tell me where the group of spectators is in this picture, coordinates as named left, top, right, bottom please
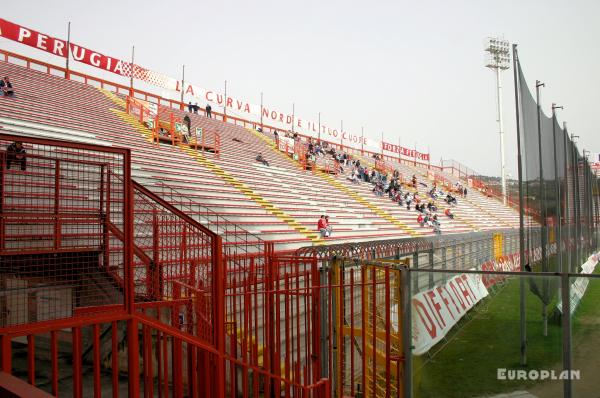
left=264, top=131, right=468, bottom=237
left=187, top=102, right=212, bottom=118
left=453, top=182, right=468, bottom=198
left=357, top=167, right=460, bottom=234
left=1, top=76, right=14, bottom=96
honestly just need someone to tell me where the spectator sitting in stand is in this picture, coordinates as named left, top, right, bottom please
left=256, top=153, right=269, bottom=166
left=6, top=141, right=26, bottom=171
left=395, top=191, right=404, bottom=205
left=348, top=168, right=360, bottom=184
left=183, top=115, right=191, bottom=132
left=315, top=143, right=323, bottom=155
left=325, top=215, right=333, bottom=236
left=444, top=208, right=455, bottom=219
left=445, top=193, right=457, bottom=206
left=405, top=193, right=413, bottom=210
left=181, top=125, right=190, bottom=144
left=373, top=182, right=384, bottom=196
left=317, top=215, right=333, bottom=238
left=370, top=170, right=377, bottom=183
left=417, top=213, right=425, bottom=227
left=432, top=215, right=442, bottom=234
left=427, top=201, right=437, bottom=212
left=1, top=77, right=14, bottom=96
left=388, top=187, right=396, bottom=200
left=423, top=213, right=431, bottom=226
left=388, top=185, right=396, bottom=199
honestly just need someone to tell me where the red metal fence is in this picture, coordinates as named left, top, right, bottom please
left=0, top=134, right=129, bottom=327
left=0, top=134, right=334, bottom=397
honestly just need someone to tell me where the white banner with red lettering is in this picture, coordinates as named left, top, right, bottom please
left=410, top=272, right=489, bottom=355
left=0, top=17, right=435, bottom=156
left=382, top=141, right=430, bottom=162
left=175, top=83, right=371, bottom=149
left=480, top=253, right=521, bottom=288
left=277, top=136, right=295, bottom=154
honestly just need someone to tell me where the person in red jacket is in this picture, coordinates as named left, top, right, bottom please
left=317, top=215, right=332, bottom=237
left=444, top=208, right=454, bottom=219
left=417, top=213, right=425, bottom=227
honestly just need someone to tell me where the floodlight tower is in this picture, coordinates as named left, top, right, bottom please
left=485, top=37, right=511, bottom=204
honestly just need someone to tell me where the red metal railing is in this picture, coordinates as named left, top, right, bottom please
left=0, top=134, right=332, bottom=397
left=0, top=134, right=129, bottom=326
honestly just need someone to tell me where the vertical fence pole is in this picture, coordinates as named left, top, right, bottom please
left=311, top=255, right=322, bottom=382
left=0, top=335, right=11, bottom=374
left=93, top=324, right=101, bottom=398
left=513, top=44, right=527, bottom=366
left=428, top=246, right=434, bottom=289
left=401, top=265, right=412, bottom=398
left=552, top=105, right=563, bottom=272
left=214, top=235, right=225, bottom=398
left=0, top=153, right=5, bottom=251
left=73, top=326, right=83, bottom=398
left=65, top=22, right=71, bottom=79
left=49, top=330, right=59, bottom=396
left=123, top=148, right=140, bottom=398
left=561, top=272, right=573, bottom=398
left=320, top=266, right=329, bottom=380
left=54, top=160, right=61, bottom=250
left=412, top=249, right=419, bottom=292
left=111, top=322, right=119, bottom=398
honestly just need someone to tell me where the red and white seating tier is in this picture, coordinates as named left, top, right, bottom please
left=0, top=60, right=519, bottom=252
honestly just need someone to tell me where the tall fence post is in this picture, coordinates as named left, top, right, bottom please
left=120, top=148, right=141, bottom=398
left=401, top=264, right=412, bottom=398
left=561, top=272, right=573, bottom=398
left=310, top=254, right=322, bottom=383
left=441, top=246, right=447, bottom=283
left=412, top=250, right=419, bottom=292
left=320, top=265, right=330, bottom=380
left=214, top=235, right=226, bottom=398
left=428, top=245, right=434, bottom=289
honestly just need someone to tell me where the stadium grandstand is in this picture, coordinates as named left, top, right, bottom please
left=0, top=11, right=598, bottom=398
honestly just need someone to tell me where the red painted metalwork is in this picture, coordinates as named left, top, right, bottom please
left=0, top=133, right=339, bottom=396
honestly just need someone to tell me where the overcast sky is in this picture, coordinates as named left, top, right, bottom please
left=2, top=0, right=599, bottom=176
